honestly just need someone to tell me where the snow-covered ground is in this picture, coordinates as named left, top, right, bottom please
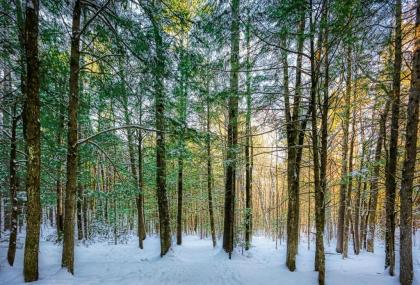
left=1, top=233, right=419, bottom=285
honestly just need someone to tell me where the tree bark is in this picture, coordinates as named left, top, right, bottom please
left=206, top=84, right=217, bottom=248
left=23, top=0, right=41, bottom=281
left=223, top=0, right=240, bottom=258
left=385, top=0, right=402, bottom=275
left=145, top=2, right=171, bottom=256
left=77, top=165, right=83, bottom=241
left=56, top=104, right=65, bottom=239
left=62, top=0, right=82, bottom=274
left=122, top=90, right=143, bottom=248
left=244, top=4, right=252, bottom=251
left=366, top=100, right=389, bottom=252
left=137, top=96, right=146, bottom=248
left=399, top=2, right=420, bottom=283
left=7, top=99, right=18, bottom=266
left=337, top=46, right=352, bottom=254
left=311, top=1, right=327, bottom=283
left=353, top=115, right=366, bottom=255
left=177, top=157, right=183, bottom=245
left=285, top=6, right=306, bottom=271
left=343, top=112, right=356, bottom=259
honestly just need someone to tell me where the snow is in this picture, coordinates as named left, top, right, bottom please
left=1, top=233, right=419, bottom=285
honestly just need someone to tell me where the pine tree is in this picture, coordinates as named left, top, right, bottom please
left=23, top=0, right=41, bottom=281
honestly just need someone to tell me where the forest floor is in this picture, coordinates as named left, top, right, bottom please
left=1, top=231, right=420, bottom=285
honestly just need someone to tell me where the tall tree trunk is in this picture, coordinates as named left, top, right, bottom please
left=122, top=91, right=142, bottom=247
left=223, top=0, right=240, bottom=258
left=353, top=115, right=366, bottom=255
left=7, top=99, right=18, bottom=266
left=146, top=3, right=171, bottom=256
left=206, top=85, right=216, bottom=248
left=337, top=46, right=352, bottom=254
left=310, top=48, right=324, bottom=285
left=385, top=0, right=402, bottom=275
left=366, top=100, right=389, bottom=252
left=285, top=6, right=306, bottom=270
left=62, top=0, right=82, bottom=274
left=176, top=47, right=188, bottom=245
left=315, top=2, right=329, bottom=282
left=137, top=95, right=146, bottom=248
left=244, top=4, right=252, bottom=251
left=360, top=177, right=369, bottom=250
left=56, top=104, right=65, bottom=239
left=343, top=112, right=356, bottom=258
left=177, top=157, right=183, bottom=245
left=311, top=1, right=327, bottom=283
left=23, top=0, right=41, bottom=281
left=399, top=2, right=420, bottom=283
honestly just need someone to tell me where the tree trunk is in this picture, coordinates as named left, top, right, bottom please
left=177, top=157, right=183, bottom=245
left=366, top=100, right=389, bottom=252
left=56, top=105, right=65, bottom=239
left=385, top=0, right=402, bottom=275
left=146, top=3, right=171, bottom=256
left=360, top=178, right=369, bottom=250
left=343, top=112, right=356, bottom=259
left=23, top=0, right=41, bottom=281
left=137, top=96, right=146, bottom=248
left=353, top=115, right=366, bottom=255
left=176, top=44, right=189, bottom=246
left=77, top=170, right=83, bottom=241
left=83, top=195, right=88, bottom=239
left=399, top=2, right=419, bottom=283
left=62, top=0, right=82, bottom=274
left=122, top=91, right=143, bottom=248
left=285, top=6, right=306, bottom=270
left=223, top=0, right=240, bottom=258
left=244, top=5, right=252, bottom=251
left=7, top=99, right=18, bottom=266
left=206, top=87, right=217, bottom=248
left=315, top=2, right=329, bottom=282
left=337, top=46, right=352, bottom=254
left=311, top=1, right=327, bottom=283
